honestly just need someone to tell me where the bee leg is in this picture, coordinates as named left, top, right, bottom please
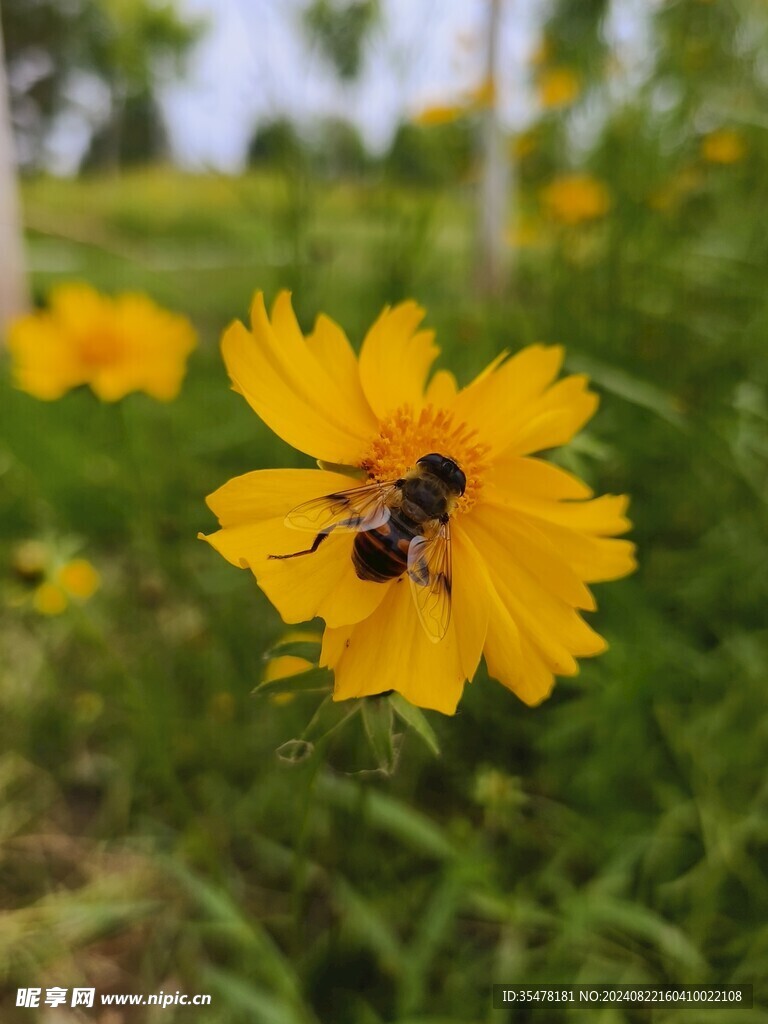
left=268, top=530, right=330, bottom=561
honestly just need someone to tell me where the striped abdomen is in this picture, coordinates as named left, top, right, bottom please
left=352, top=515, right=416, bottom=583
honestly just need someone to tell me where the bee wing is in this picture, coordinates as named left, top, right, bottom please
left=284, top=480, right=400, bottom=535
left=407, top=521, right=452, bottom=643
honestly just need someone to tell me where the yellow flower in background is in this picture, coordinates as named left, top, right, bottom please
left=538, top=67, right=581, bottom=109
left=701, top=129, right=746, bottom=165
left=506, top=217, right=545, bottom=250
left=263, top=629, right=322, bottom=705
left=412, top=75, right=496, bottom=126
left=22, top=550, right=101, bottom=616
left=33, top=582, right=69, bottom=616
left=648, top=166, right=701, bottom=213
left=541, top=174, right=612, bottom=225
left=8, top=282, right=197, bottom=401
left=469, top=75, right=497, bottom=109
left=412, top=103, right=466, bottom=127
left=510, top=130, right=537, bottom=161
left=201, top=292, right=635, bottom=715
left=56, top=559, right=101, bottom=600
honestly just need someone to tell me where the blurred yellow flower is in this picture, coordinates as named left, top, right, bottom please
left=541, top=174, right=612, bottom=225
left=12, top=540, right=49, bottom=579
left=413, top=75, right=496, bottom=126
left=506, top=217, right=545, bottom=249
left=264, top=629, right=321, bottom=705
left=207, top=691, right=236, bottom=721
left=538, top=67, right=581, bottom=109
left=25, top=553, right=100, bottom=616
left=201, top=292, right=635, bottom=715
left=701, top=129, right=746, bottom=164
left=8, top=282, right=197, bottom=402
left=56, top=559, right=101, bottom=600
left=530, top=37, right=551, bottom=67
left=510, top=131, right=537, bottom=160
left=648, top=166, right=701, bottom=213
left=33, top=582, right=69, bottom=616
left=412, top=103, right=465, bottom=126
left=469, top=75, right=496, bottom=109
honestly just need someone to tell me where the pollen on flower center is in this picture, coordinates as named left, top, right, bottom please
left=361, top=404, right=490, bottom=512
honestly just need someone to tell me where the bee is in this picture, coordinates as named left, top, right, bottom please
left=268, top=453, right=466, bottom=642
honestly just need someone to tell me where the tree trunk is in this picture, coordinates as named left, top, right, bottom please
left=475, top=0, right=510, bottom=298
left=0, top=8, right=29, bottom=335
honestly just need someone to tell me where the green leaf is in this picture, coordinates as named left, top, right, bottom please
left=252, top=667, right=332, bottom=698
left=568, top=354, right=687, bottom=428
left=317, top=773, right=456, bottom=860
left=302, top=694, right=361, bottom=742
left=264, top=640, right=322, bottom=662
left=390, top=693, right=440, bottom=756
left=362, top=696, right=396, bottom=773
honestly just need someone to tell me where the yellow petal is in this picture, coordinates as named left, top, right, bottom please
left=325, top=580, right=466, bottom=714
left=202, top=468, right=391, bottom=627
left=206, top=468, right=356, bottom=527
left=487, top=455, right=593, bottom=500
left=452, top=524, right=491, bottom=681
left=221, top=318, right=366, bottom=464
left=502, top=375, right=598, bottom=456
left=425, top=369, right=458, bottom=406
left=358, top=302, right=439, bottom=418
left=490, top=491, right=631, bottom=536
left=519, top=517, right=637, bottom=583
left=307, top=313, right=378, bottom=433
left=203, top=521, right=390, bottom=627
left=483, top=582, right=556, bottom=705
left=450, top=344, right=564, bottom=455
left=479, top=500, right=596, bottom=610
left=7, top=315, right=81, bottom=399
left=465, top=505, right=607, bottom=675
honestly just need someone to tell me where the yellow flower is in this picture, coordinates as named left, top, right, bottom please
left=27, top=554, right=100, bottom=615
left=33, top=582, right=69, bottom=616
left=201, top=293, right=635, bottom=715
left=8, top=282, right=197, bottom=401
left=701, top=129, right=746, bottom=165
left=538, top=67, right=581, bottom=109
left=12, top=540, right=49, bottom=579
left=469, top=75, right=496, bottom=109
left=541, top=174, right=612, bottom=225
left=263, top=629, right=321, bottom=705
left=412, top=103, right=466, bottom=126
left=56, top=559, right=101, bottom=600
left=506, top=217, right=545, bottom=249
left=510, top=131, right=537, bottom=161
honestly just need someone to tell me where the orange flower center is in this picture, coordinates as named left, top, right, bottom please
left=78, top=327, right=125, bottom=368
left=361, top=404, right=490, bottom=513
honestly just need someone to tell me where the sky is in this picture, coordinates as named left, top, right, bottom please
left=160, top=0, right=544, bottom=171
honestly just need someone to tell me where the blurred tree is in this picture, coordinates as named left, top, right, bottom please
left=302, top=0, right=380, bottom=81
left=0, top=0, right=204, bottom=170
left=309, top=116, right=371, bottom=179
left=385, top=120, right=473, bottom=186
left=247, top=117, right=307, bottom=171
left=0, top=9, right=28, bottom=332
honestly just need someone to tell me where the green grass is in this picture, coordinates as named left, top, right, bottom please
left=1, top=161, right=767, bottom=1022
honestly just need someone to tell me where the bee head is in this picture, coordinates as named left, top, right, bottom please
left=417, top=453, right=466, bottom=496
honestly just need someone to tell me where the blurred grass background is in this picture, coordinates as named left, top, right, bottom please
left=2, top=0, right=768, bottom=1021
